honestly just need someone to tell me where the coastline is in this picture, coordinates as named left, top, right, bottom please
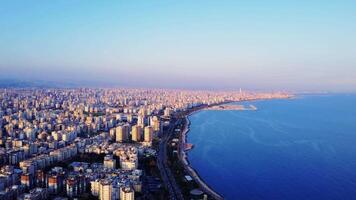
left=178, top=105, right=225, bottom=200
left=177, top=96, right=294, bottom=200
left=179, top=112, right=224, bottom=200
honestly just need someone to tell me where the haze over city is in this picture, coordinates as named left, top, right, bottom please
left=1, top=1, right=355, bottom=92
left=2, top=1, right=356, bottom=200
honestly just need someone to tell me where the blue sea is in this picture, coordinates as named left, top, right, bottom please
left=187, top=94, right=356, bottom=200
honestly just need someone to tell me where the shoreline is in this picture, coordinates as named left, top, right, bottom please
left=178, top=102, right=227, bottom=200
left=178, top=96, right=294, bottom=200
left=179, top=111, right=224, bottom=200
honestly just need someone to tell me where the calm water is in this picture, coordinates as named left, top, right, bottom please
left=187, top=95, right=356, bottom=200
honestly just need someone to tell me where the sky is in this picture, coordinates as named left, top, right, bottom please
left=0, top=0, right=356, bottom=92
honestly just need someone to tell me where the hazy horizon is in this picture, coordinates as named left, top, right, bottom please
left=1, top=1, right=356, bottom=92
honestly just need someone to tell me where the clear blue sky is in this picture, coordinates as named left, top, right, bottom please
left=0, top=0, right=355, bottom=91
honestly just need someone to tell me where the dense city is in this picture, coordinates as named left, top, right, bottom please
left=0, top=88, right=290, bottom=200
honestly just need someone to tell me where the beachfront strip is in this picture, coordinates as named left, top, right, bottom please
left=0, top=88, right=291, bottom=200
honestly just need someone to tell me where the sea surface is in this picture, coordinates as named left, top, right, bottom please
left=187, top=94, right=356, bottom=200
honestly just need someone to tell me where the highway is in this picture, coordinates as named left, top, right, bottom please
left=157, top=117, right=184, bottom=200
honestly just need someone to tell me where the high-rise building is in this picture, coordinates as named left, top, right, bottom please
left=99, top=180, right=112, bottom=200
left=66, top=176, right=78, bottom=198
left=103, top=155, right=116, bottom=169
left=35, top=170, right=46, bottom=188
left=47, top=167, right=66, bottom=194
left=144, top=126, right=153, bottom=143
left=137, top=115, right=145, bottom=126
left=47, top=174, right=65, bottom=194
left=127, top=114, right=133, bottom=123
left=131, top=125, right=142, bottom=142
left=120, top=186, right=135, bottom=200
left=90, top=180, right=100, bottom=197
left=66, top=174, right=86, bottom=198
left=150, top=116, right=161, bottom=132
left=116, top=124, right=130, bottom=142
left=164, top=108, right=172, bottom=117
left=109, top=128, right=116, bottom=140
left=24, top=127, right=36, bottom=141
left=21, top=173, right=34, bottom=189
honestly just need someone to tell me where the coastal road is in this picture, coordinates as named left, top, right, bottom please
left=158, top=103, right=227, bottom=200
left=157, top=117, right=184, bottom=200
